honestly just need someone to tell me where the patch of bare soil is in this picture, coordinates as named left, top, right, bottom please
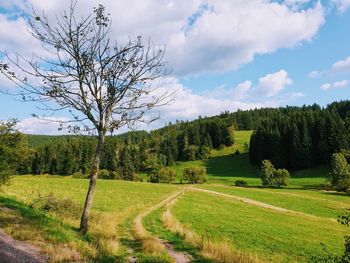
left=0, top=230, right=47, bottom=263
left=160, top=240, right=191, bottom=263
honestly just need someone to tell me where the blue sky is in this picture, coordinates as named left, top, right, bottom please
left=0, top=0, right=350, bottom=134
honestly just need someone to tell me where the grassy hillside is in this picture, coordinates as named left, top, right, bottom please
left=0, top=177, right=180, bottom=262
left=0, top=130, right=347, bottom=262
left=172, top=130, right=329, bottom=188
left=171, top=190, right=345, bottom=262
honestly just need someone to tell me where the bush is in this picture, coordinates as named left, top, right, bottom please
left=234, top=150, right=240, bottom=156
left=234, top=180, right=247, bottom=187
left=273, top=169, right=290, bottom=187
left=148, top=167, right=176, bottom=183
left=0, top=162, right=12, bottom=186
left=330, top=153, right=350, bottom=192
left=32, top=192, right=82, bottom=219
left=260, top=160, right=290, bottom=187
left=183, top=166, right=207, bottom=184
left=99, top=169, right=110, bottom=179
left=110, top=171, right=122, bottom=180
left=72, top=171, right=86, bottom=179
left=132, top=173, right=143, bottom=182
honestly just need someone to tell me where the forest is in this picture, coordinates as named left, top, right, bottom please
left=2, top=100, right=350, bottom=179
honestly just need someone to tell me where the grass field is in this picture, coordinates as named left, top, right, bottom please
left=0, top=177, right=180, bottom=262
left=0, top=130, right=348, bottom=262
left=171, top=190, right=346, bottom=262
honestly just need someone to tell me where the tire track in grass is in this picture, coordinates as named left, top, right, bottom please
left=162, top=197, right=258, bottom=263
left=132, top=188, right=191, bottom=263
left=211, top=184, right=350, bottom=208
left=189, top=187, right=336, bottom=222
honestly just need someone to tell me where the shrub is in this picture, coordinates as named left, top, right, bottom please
left=99, top=169, right=110, bottom=179
left=260, top=160, right=290, bottom=187
left=330, top=152, right=350, bottom=192
left=148, top=167, right=176, bottom=183
left=132, top=173, right=143, bottom=182
left=234, top=180, right=248, bottom=187
left=0, top=162, right=12, bottom=186
left=72, top=171, right=86, bottom=179
left=32, top=193, right=82, bottom=219
left=273, top=169, right=290, bottom=187
left=110, top=171, right=122, bottom=180
left=260, top=160, right=275, bottom=186
left=183, top=166, right=207, bottom=184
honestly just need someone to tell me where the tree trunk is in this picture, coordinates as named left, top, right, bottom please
left=79, top=132, right=105, bottom=234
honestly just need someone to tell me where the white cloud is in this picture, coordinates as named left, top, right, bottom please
left=320, top=79, right=349, bottom=90
left=310, top=56, right=350, bottom=78
left=320, top=83, right=331, bottom=90
left=233, top=81, right=253, bottom=100
left=16, top=117, right=70, bottom=135
left=308, top=70, right=322, bottom=78
left=0, top=14, right=44, bottom=58
left=15, top=74, right=303, bottom=134
left=330, top=56, right=350, bottom=74
left=148, top=73, right=298, bottom=124
left=331, top=0, right=350, bottom=13
left=0, top=0, right=325, bottom=76
left=256, top=70, right=293, bottom=97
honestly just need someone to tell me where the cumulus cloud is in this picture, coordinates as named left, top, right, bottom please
left=16, top=117, right=70, bottom=135
left=330, top=56, right=350, bottom=74
left=15, top=73, right=303, bottom=134
left=320, top=79, right=349, bottom=90
left=331, top=0, right=350, bottom=13
left=308, top=70, right=322, bottom=79
left=256, top=70, right=293, bottom=97
left=151, top=71, right=296, bottom=122
left=309, top=56, right=350, bottom=78
left=0, top=0, right=325, bottom=76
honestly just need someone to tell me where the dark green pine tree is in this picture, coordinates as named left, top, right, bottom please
left=119, top=147, right=135, bottom=180
left=31, top=152, right=45, bottom=174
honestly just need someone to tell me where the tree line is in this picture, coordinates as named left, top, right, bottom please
left=249, top=101, right=350, bottom=170
left=23, top=117, right=234, bottom=178
left=4, top=100, right=350, bottom=180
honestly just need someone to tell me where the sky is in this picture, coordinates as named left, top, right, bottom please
left=0, top=0, right=350, bottom=134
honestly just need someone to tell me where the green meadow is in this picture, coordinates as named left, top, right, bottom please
left=0, top=130, right=348, bottom=262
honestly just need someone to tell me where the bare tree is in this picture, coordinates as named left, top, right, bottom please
left=0, top=1, right=171, bottom=234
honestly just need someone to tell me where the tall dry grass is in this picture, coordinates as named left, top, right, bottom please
left=162, top=198, right=261, bottom=263
left=132, top=189, right=185, bottom=256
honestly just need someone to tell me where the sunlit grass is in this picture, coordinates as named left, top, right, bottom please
left=171, top=190, right=346, bottom=262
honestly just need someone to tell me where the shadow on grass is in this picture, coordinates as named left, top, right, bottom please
left=0, top=196, right=122, bottom=263
left=0, top=196, right=77, bottom=241
left=321, top=191, right=350, bottom=197
left=206, top=153, right=258, bottom=178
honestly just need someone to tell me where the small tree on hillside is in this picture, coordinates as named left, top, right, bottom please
left=273, top=168, right=290, bottom=187
left=0, top=119, right=33, bottom=185
left=0, top=1, right=171, bottom=234
left=330, top=153, right=350, bottom=192
left=260, top=160, right=275, bottom=186
left=183, top=166, right=207, bottom=184
left=260, top=160, right=290, bottom=187
left=148, top=166, right=176, bottom=183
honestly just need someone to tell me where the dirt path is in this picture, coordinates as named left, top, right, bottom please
left=210, top=184, right=350, bottom=209
left=189, top=187, right=336, bottom=222
left=133, top=188, right=191, bottom=263
left=161, top=239, right=191, bottom=263
left=0, top=230, right=47, bottom=263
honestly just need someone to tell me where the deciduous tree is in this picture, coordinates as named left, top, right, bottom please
left=0, top=1, right=170, bottom=234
